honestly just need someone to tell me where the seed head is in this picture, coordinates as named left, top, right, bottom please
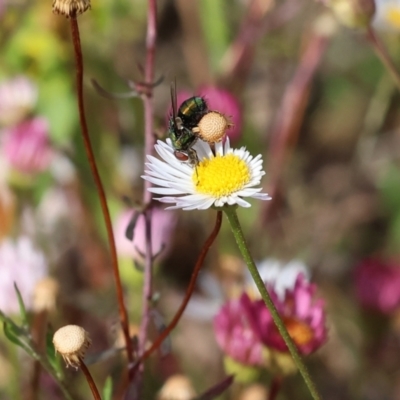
left=52, top=0, right=91, bottom=18
left=193, top=111, right=232, bottom=143
left=158, top=374, right=197, bottom=400
left=32, top=277, right=59, bottom=313
left=53, top=325, right=91, bottom=368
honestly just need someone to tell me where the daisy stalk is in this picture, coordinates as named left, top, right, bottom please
left=223, top=205, right=321, bottom=400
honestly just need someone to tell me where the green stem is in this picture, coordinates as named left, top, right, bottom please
left=223, top=206, right=321, bottom=400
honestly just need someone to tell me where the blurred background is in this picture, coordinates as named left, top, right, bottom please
left=2, top=0, right=400, bottom=399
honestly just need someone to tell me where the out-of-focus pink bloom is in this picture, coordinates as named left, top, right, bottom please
left=214, top=293, right=265, bottom=366
left=0, top=236, right=48, bottom=314
left=354, top=258, right=400, bottom=314
left=248, top=275, right=327, bottom=355
left=198, top=86, right=242, bottom=143
left=0, top=76, right=38, bottom=126
left=2, top=117, right=53, bottom=174
left=114, top=207, right=177, bottom=263
left=214, top=274, right=327, bottom=368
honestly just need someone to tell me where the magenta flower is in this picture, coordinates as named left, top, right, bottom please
left=354, top=258, right=400, bottom=314
left=2, top=117, right=53, bottom=174
left=198, top=86, right=242, bottom=143
left=114, top=207, right=177, bottom=263
left=214, top=293, right=265, bottom=366
left=214, top=274, right=327, bottom=368
left=0, top=236, right=48, bottom=315
left=0, top=76, right=38, bottom=127
left=249, top=274, right=327, bottom=355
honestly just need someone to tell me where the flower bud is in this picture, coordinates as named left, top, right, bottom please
left=324, top=0, right=376, bottom=28
left=52, top=0, right=91, bottom=18
left=192, top=111, right=232, bottom=143
left=32, top=277, right=59, bottom=313
left=53, top=325, right=91, bottom=368
left=158, top=374, right=196, bottom=400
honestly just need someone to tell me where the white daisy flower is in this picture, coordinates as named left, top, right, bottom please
left=142, top=138, right=271, bottom=210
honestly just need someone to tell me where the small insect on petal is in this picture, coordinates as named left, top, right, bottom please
left=174, top=151, right=190, bottom=162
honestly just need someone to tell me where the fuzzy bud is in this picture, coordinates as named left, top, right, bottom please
left=52, top=0, right=91, bottom=17
left=325, top=0, right=376, bottom=28
left=158, top=375, right=197, bottom=400
left=193, top=111, right=232, bottom=143
left=53, top=325, right=91, bottom=368
left=32, top=277, right=59, bottom=313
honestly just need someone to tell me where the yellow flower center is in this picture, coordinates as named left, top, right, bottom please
left=283, top=317, right=314, bottom=347
left=386, top=7, right=400, bottom=28
left=193, top=154, right=251, bottom=197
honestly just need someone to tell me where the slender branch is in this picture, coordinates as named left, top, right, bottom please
left=69, top=16, right=133, bottom=368
left=223, top=206, right=321, bottom=400
left=79, top=358, right=101, bottom=400
left=136, top=0, right=158, bottom=392
left=133, top=211, right=223, bottom=370
left=366, top=26, right=400, bottom=92
left=268, top=376, right=283, bottom=400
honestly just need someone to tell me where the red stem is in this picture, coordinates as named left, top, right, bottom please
left=69, top=16, right=133, bottom=369
left=136, top=0, right=158, bottom=391
left=79, top=358, right=101, bottom=400
left=268, top=376, right=283, bottom=400
left=366, top=26, right=400, bottom=91
left=133, top=211, right=223, bottom=370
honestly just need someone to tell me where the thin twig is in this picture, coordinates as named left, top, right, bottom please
left=132, top=211, right=223, bottom=371
left=366, top=26, right=400, bottom=92
left=69, top=15, right=133, bottom=369
left=79, top=358, right=101, bottom=400
left=136, top=0, right=158, bottom=392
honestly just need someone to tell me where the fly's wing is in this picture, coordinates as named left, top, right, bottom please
left=170, top=80, right=178, bottom=131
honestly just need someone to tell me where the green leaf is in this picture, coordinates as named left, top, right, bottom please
left=14, top=283, right=29, bottom=327
left=3, top=322, right=33, bottom=357
left=45, top=326, right=63, bottom=377
left=102, top=376, right=113, bottom=400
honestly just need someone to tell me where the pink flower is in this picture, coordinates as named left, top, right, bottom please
left=214, top=293, right=265, bottom=366
left=214, top=274, right=327, bottom=366
left=198, top=86, right=242, bottom=143
left=0, top=236, right=48, bottom=314
left=354, top=258, right=400, bottom=314
left=250, top=275, right=327, bottom=355
left=2, top=117, right=53, bottom=174
left=114, top=207, right=177, bottom=263
left=0, top=76, right=38, bottom=126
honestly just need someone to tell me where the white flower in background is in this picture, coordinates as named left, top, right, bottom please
left=0, top=76, right=38, bottom=127
left=0, top=236, right=48, bottom=314
left=142, top=138, right=270, bottom=210
left=373, top=0, right=400, bottom=31
left=247, top=258, right=310, bottom=300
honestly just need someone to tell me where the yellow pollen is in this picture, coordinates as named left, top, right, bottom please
left=283, top=317, right=314, bottom=347
left=193, top=154, right=250, bottom=197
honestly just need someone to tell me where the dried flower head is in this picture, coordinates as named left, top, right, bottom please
left=53, top=325, right=91, bottom=368
left=32, top=277, right=59, bottom=313
left=158, top=374, right=197, bottom=400
left=52, top=0, right=91, bottom=18
left=192, top=111, right=233, bottom=143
